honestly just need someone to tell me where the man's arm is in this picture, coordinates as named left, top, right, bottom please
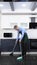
left=16, top=32, right=19, bottom=42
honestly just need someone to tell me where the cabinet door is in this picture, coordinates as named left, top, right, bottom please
left=3, top=0, right=12, bottom=2
left=1, top=39, right=20, bottom=52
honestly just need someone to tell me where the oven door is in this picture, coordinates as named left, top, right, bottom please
left=30, top=39, right=37, bottom=49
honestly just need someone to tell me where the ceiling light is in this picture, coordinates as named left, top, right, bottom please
left=0, top=4, right=4, bottom=7
left=22, top=4, right=26, bottom=7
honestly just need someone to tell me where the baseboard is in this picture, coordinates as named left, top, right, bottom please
left=1, top=52, right=37, bottom=56
left=1, top=52, right=22, bottom=56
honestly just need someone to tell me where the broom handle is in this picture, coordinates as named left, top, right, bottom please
left=12, top=40, right=17, bottom=52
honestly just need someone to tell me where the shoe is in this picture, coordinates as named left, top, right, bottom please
left=17, top=56, right=23, bottom=61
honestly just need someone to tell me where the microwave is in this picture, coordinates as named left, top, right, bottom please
left=29, top=22, right=37, bottom=29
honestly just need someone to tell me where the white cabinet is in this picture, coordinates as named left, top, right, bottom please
left=1, top=14, right=30, bottom=28
left=27, top=29, right=37, bottom=39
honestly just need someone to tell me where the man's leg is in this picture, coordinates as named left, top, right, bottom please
left=21, top=40, right=26, bottom=59
left=17, top=33, right=29, bottom=61
left=17, top=42, right=25, bottom=61
left=21, top=33, right=28, bottom=60
left=17, top=33, right=27, bottom=61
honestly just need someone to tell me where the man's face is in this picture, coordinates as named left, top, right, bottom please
left=15, top=27, right=19, bottom=31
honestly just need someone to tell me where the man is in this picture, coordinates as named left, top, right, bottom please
left=14, top=25, right=29, bottom=61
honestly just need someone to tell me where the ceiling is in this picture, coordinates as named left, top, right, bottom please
left=0, top=2, right=37, bottom=13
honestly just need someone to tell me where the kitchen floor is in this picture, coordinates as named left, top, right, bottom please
left=0, top=54, right=37, bottom=65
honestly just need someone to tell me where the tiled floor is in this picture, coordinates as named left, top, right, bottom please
left=0, top=55, right=37, bottom=65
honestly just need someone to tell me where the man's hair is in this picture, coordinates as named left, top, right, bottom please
left=14, top=25, right=18, bottom=29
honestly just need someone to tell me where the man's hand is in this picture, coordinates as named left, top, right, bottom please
left=19, top=40, right=21, bottom=43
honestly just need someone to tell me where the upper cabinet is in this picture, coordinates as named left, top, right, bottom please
left=1, top=14, right=31, bottom=29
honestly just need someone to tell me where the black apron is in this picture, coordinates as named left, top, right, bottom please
left=18, top=31, right=29, bottom=56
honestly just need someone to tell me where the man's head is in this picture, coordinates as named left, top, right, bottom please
left=14, top=25, right=19, bottom=31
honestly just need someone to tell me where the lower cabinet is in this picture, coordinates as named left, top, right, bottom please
left=1, top=39, right=20, bottom=52
left=0, top=39, right=37, bottom=52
